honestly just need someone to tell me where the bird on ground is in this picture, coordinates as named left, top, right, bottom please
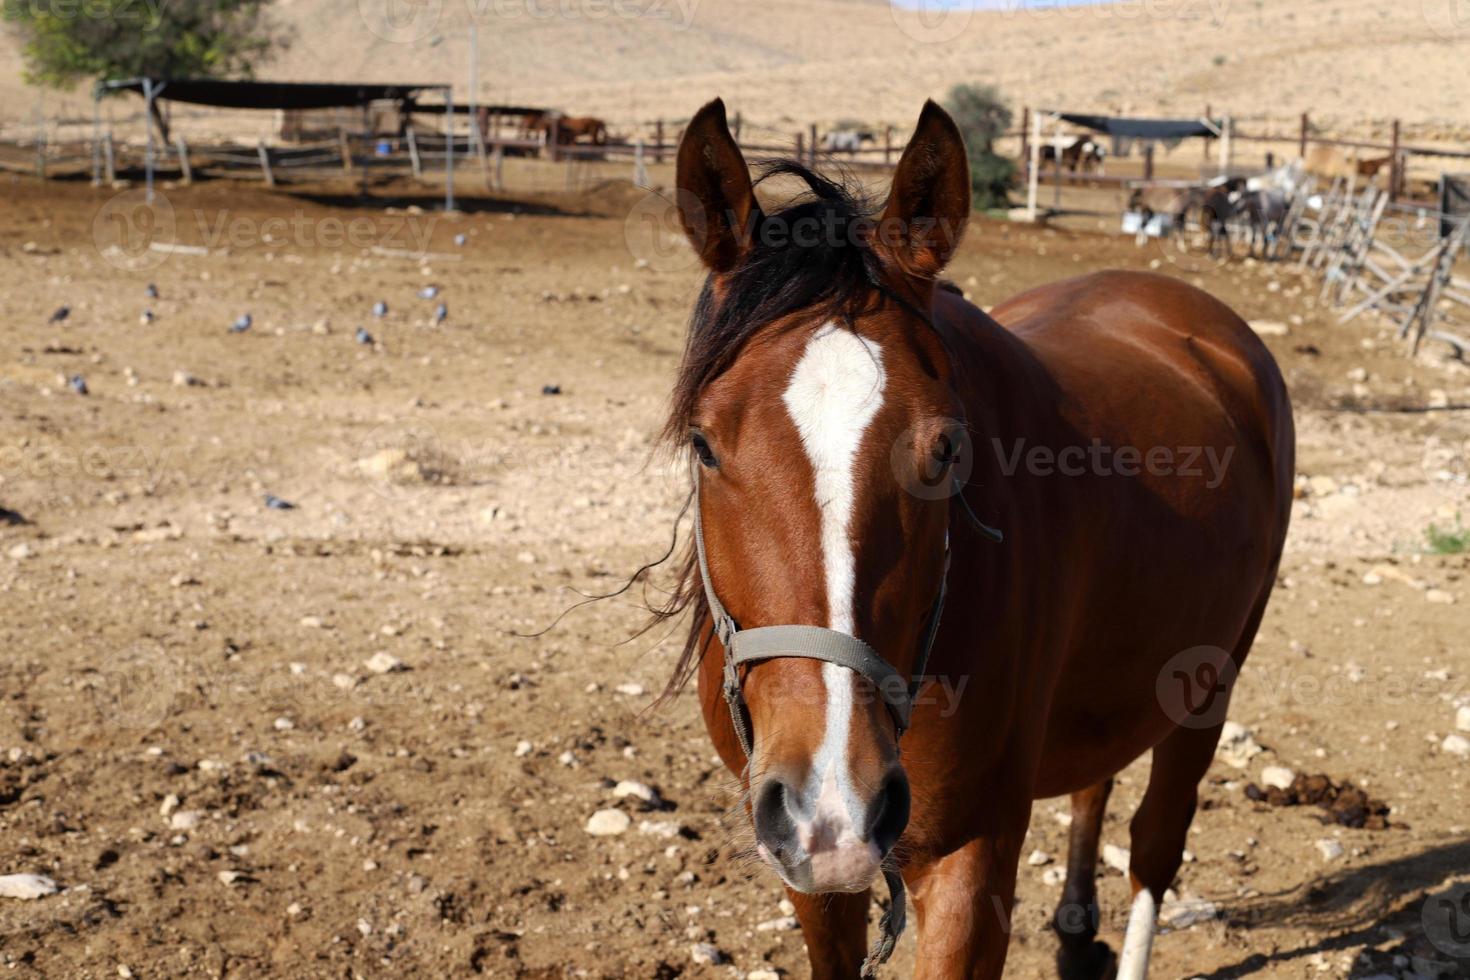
left=433, top=302, right=448, bottom=325
left=371, top=301, right=388, bottom=317
left=48, top=306, right=69, bottom=325
left=418, top=285, right=440, bottom=300
left=145, top=283, right=159, bottom=299
left=355, top=327, right=374, bottom=345
left=230, top=313, right=252, bottom=333
left=140, top=309, right=155, bottom=325
left=264, top=494, right=295, bottom=510
left=69, top=375, right=88, bottom=395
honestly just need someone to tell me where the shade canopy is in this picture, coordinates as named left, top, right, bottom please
left=1058, top=113, right=1221, bottom=141
left=100, top=78, right=444, bottom=110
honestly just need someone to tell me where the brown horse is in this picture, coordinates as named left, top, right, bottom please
left=659, top=99, right=1293, bottom=979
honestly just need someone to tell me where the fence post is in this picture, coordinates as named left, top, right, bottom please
left=884, top=126, right=893, bottom=166
left=1389, top=119, right=1400, bottom=203
left=339, top=129, right=353, bottom=174
left=733, top=111, right=742, bottom=142
left=809, top=123, right=818, bottom=167
left=654, top=119, right=664, bottom=164
left=104, top=133, right=116, bottom=184
left=1144, top=141, right=1155, bottom=182
left=1019, top=107, right=1029, bottom=179
left=406, top=127, right=422, bottom=179
left=547, top=115, right=559, bottom=163
left=1299, top=112, right=1309, bottom=158
left=257, top=140, right=275, bottom=186
left=796, top=131, right=804, bottom=165
left=175, top=135, right=191, bottom=184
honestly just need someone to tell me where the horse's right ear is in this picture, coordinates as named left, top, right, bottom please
left=676, top=99, right=756, bottom=273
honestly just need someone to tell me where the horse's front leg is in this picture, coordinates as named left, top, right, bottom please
left=907, top=816, right=1030, bottom=980
left=787, top=886, right=871, bottom=980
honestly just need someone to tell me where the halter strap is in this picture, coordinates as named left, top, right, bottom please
left=691, top=465, right=956, bottom=977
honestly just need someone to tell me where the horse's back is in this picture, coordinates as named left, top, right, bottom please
left=975, top=271, right=1294, bottom=794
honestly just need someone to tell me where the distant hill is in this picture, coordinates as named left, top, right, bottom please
left=4, top=0, right=1468, bottom=141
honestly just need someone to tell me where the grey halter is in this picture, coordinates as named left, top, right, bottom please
left=691, top=465, right=1000, bottom=976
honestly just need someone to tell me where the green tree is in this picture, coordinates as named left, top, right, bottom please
left=943, top=84, right=1015, bottom=211
left=2, top=0, right=287, bottom=91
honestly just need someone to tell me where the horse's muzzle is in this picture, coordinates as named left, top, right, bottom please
left=752, top=767, right=910, bottom=893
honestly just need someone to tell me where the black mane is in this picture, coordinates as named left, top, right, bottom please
left=661, top=161, right=899, bottom=446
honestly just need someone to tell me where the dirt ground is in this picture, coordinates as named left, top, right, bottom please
left=1, top=167, right=1469, bottom=980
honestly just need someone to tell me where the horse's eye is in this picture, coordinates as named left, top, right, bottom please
left=691, top=432, right=718, bottom=468
left=931, top=432, right=960, bottom=468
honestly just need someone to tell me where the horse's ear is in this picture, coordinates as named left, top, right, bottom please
left=876, top=100, right=971, bottom=280
left=676, top=98, right=757, bottom=273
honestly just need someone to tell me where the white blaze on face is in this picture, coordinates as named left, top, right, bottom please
left=781, top=322, right=886, bottom=862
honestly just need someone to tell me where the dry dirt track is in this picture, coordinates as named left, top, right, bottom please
left=1, top=169, right=1469, bottom=979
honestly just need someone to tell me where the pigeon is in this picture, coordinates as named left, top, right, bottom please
left=264, top=494, right=295, bottom=510
left=433, top=302, right=448, bottom=325
left=145, top=283, right=159, bottom=299
left=541, top=384, right=562, bottom=396
left=418, top=285, right=440, bottom=300
left=69, top=374, right=88, bottom=395
left=371, top=301, right=388, bottom=318
left=140, top=309, right=155, bottom=325
left=230, top=313, right=252, bottom=333
left=355, top=327, right=374, bottom=345
left=453, top=233, right=467, bottom=246
left=48, top=306, right=70, bottom=325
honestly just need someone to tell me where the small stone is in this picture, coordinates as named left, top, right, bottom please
left=273, top=717, right=294, bottom=731
left=1026, top=849, right=1053, bottom=867
left=118, top=967, right=134, bottom=979
left=1456, top=706, right=1470, bottom=733
left=217, top=870, right=246, bottom=886
left=169, top=810, right=202, bottom=831
left=363, top=652, right=406, bottom=674
left=756, top=915, right=799, bottom=931
left=748, top=971, right=781, bottom=980
left=638, top=820, right=680, bottom=839
left=1426, top=589, right=1455, bottom=605
left=514, top=740, right=533, bottom=758
left=1217, top=721, right=1264, bottom=768
left=7, top=542, right=35, bottom=561
left=586, top=809, right=632, bottom=836
left=689, top=943, right=724, bottom=966
left=1042, top=867, right=1066, bottom=886
left=0, top=874, right=59, bottom=900
left=159, top=794, right=180, bottom=817
left=1261, top=765, right=1295, bottom=790
left=1102, top=844, right=1130, bottom=874
left=1315, top=839, right=1344, bottom=861
left=300, top=615, right=325, bottom=629
left=1442, top=734, right=1470, bottom=758
left=614, top=682, right=646, bottom=697
left=332, top=673, right=358, bottom=690
left=357, top=918, right=372, bottom=937
left=612, top=780, right=658, bottom=804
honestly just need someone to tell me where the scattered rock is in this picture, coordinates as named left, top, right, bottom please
left=1026, top=849, right=1053, bottom=867
left=1442, top=734, right=1470, bottom=758
left=363, top=652, right=406, bottom=675
left=6, top=542, right=35, bottom=561
left=1426, top=589, right=1456, bottom=605
left=1102, top=844, right=1130, bottom=875
left=169, top=810, right=202, bottom=831
left=1315, top=838, right=1344, bottom=861
left=1456, top=706, right=1470, bottom=733
left=614, top=682, right=646, bottom=697
left=1249, top=320, right=1289, bottom=336
left=585, top=809, right=631, bottom=837
left=1159, top=894, right=1219, bottom=928
left=0, top=874, right=59, bottom=900
left=1217, top=721, right=1265, bottom=769
left=1042, top=867, right=1066, bottom=886
left=612, top=780, right=659, bottom=805
left=1261, top=765, right=1296, bottom=791
left=689, top=943, right=724, bottom=966
left=756, top=915, right=799, bottom=931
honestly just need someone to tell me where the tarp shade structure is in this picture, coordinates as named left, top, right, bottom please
left=100, top=78, right=442, bottom=110
left=1058, top=113, right=1221, bottom=141
left=410, top=104, right=546, bottom=117
left=1441, top=174, right=1470, bottom=241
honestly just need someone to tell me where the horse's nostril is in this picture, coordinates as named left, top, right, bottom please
left=868, top=770, right=911, bottom=856
left=754, top=778, right=797, bottom=856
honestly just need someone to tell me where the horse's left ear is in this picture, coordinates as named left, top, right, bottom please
left=876, top=100, right=971, bottom=280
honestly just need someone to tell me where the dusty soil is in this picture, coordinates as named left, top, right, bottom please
left=1, top=168, right=1469, bottom=980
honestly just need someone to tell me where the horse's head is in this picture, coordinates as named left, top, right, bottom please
left=668, top=99, right=972, bottom=894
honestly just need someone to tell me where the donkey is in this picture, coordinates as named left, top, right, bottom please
left=658, top=98, right=1294, bottom=979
